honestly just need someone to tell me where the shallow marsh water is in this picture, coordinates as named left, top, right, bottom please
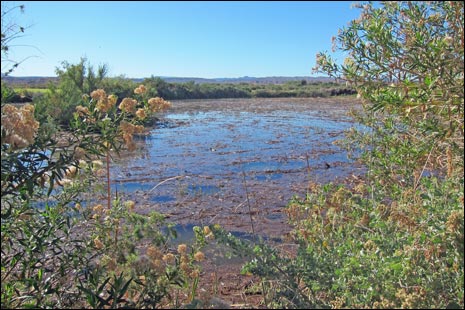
left=110, top=97, right=364, bottom=239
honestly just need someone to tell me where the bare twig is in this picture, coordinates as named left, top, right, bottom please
left=239, top=159, right=256, bottom=239
left=149, top=175, right=187, bottom=193
left=106, top=150, right=111, bottom=211
left=414, top=144, right=435, bottom=191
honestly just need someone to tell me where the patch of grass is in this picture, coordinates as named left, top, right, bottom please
left=14, top=87, right=50, bottom=95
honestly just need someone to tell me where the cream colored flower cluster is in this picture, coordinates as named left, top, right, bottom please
left=1, top=104, right=40, bottom=149
left=75, top=85, right=172, bottom=152
left=119, top=121, right=145, bottom=151
left=118, top=98, right=138, bottom=114
left=134, top=84, right=147, bottom=94
left=90, top=89, right=117, bottom=113
left=148, top=97, right=171, bottom=113
left=176, top=243, right=205, bottom=279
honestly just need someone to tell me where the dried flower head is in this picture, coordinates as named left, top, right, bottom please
left=147, top=245, right=162, bottom=260
left=65, top=165, right=78, bottom=178
left=177, top=244, right=187, bottom=254
left=94, top=237, right=104, bottom=249
left=180, top=262, right=190, bottom=274
left=1, top=104, right=40, bottom=149
left=446, top=210, right=463, bottom=234
left=119, top=98, right=138, bottom=114
left=90, top=89, right=107, bottom=101
left=93, top=204, right=104, bottom=213
left=134, top=84, right=147, bottom=94
left=189, top=269, right=200, bottom=278
left=194, top=251, right=205, bottom=262
left=203, top=226, right=212, bottom=235
left=108, top=94, right=117, bottom=106
left=75, top=105, right=90, bottom=116
left=203, top=226, right=215, bottom=239
left=135, top=108, right=147, bottom=120
left=151, top=259, right=164, bottom=273
left=119, top=121, right=144, bottom=135
left=95, top=99, right=112, bottom=113
left=148, top=97, right=171, bottom=113
left=162, top=253, right=176, bottom=264
left=119, top=121, right=145, bottom=151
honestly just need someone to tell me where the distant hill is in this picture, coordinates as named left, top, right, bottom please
left=2, top=76, right=59, bottom=87
left=3, top=75, right=335, bottom=87
left=153, top=76, right=335, bottom=84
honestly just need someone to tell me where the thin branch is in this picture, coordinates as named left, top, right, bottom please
left=413, top=144, right=435, bottom=191
left=238, top=157, right=256, bottom=239
left=148, top=175, right=187, bottom=193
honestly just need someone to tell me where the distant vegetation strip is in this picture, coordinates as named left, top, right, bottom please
left=3, top=76, right=355, bottom=103
left=14, top=88, right=49, bottom=93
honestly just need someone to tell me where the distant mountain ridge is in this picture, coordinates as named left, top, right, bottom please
left=151, top=76, right=334, bottom=84
left=3, top=75, right=335, bottom=86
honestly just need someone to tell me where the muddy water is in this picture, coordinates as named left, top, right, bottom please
left=111, top=97, right=364, bottom=238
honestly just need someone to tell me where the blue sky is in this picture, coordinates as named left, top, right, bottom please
left=3, top=1, right=362, bottom=78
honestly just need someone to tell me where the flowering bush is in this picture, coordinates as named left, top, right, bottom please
left=214, top=2, right=464, bottom=308
left=1, top=84, right=211, bottom=308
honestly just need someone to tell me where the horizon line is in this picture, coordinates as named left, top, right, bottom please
left=4, top=74, right=332, bottom=79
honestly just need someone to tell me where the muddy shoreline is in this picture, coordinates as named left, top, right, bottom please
left=111, top=97, right=364, bottom=239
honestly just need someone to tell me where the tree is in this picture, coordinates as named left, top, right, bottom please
left=33, top=58, right=109, bottom=127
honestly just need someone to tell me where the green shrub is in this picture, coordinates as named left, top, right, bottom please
left=1, top=84, right=207, bottom=308
left=221, top=1, right=464, bottom=308
left=33, top=58, right=108, bottom=128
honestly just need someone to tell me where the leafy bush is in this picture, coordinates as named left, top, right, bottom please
left=33, top=58, right=108, bottom=128
left=1, top=83, right=209, bottom=308
left=217, top=1, right=464, bottom=308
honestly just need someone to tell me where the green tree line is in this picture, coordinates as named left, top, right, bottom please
left=3, top=68, right=355, bottom=102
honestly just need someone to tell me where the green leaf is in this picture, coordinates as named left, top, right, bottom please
left=389, top=262, right=402, bottom=272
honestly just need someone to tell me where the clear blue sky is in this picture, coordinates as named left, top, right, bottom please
left=3, top=1, right=362, bottom=78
